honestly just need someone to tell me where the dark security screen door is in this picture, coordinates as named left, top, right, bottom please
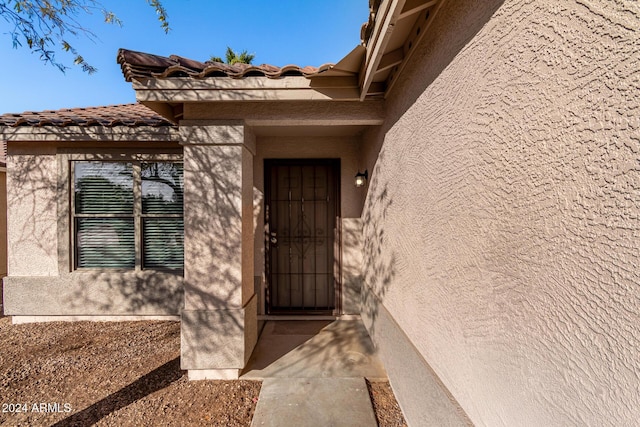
left=265, top=159, right=340, bottom=314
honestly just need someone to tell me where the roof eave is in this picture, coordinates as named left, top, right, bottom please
left=359, top=0, right=447, bottom=99
left=131, top=75, right=364, bottom=109
left=0, top=125, right=179, bottom=142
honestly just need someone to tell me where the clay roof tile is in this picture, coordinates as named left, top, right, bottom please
left=0, top=103, right=173, bottom=128
left=117, top=48, right=336, bottom=82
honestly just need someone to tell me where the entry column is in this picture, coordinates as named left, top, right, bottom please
left=179, top=120, right=257, bottom=379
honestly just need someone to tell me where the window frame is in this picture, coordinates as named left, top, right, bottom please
left=64, top=152, right=184, bottom=273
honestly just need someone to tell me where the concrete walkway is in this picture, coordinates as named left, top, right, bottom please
left=243, top=318, right=386, bottom=427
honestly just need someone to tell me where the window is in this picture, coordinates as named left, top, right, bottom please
left=73, top=161, right=184, bottom=270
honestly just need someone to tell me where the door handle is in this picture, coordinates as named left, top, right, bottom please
left=270, top=232, right=277, bottom=244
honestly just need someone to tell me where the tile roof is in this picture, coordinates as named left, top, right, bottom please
left=0, top=103, right=173, bottom=128
left=117, top=48, right=338, bottom=82
left=360, top=0, right=382, bottom=46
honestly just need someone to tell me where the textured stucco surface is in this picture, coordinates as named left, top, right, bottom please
left=341, top=218, right=364, bottom=315
left=0, top=172, right=7, bottom=278
left=360, top=0, right=640, bottom=425
left=361, top=290, right=471, bottom=426
left=181, top=294, right=257, bottom=371
left=7, top=149, right=58, bottom=276
left=182, top=141, right=244, bottom=310
left=3, top=273, right=183, bottom=315
left=3, top=144, right=185, bottom=316
left=179, top=122, right=257, bottom=373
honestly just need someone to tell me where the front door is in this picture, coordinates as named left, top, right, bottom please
left=265, top=159, right=340, bottom=314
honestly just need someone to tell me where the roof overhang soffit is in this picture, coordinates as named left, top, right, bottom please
left=132, top=75, right=361, bottom=103
left=123, top=0, right=448, bottom=123
left=131, top=45, right=366, bottom=105
left=359, top=0, right=447, bottom=100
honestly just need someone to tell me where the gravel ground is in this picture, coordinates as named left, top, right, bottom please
left=0, top=316, right=406, bottom=426
left=367, top=380, right=408, bottom=427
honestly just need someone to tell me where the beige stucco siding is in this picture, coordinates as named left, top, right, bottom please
left=0, top=171, right=7, bottom=278
left=178, top=121, right=257, bottom=375
left=3, top=143, right=184, bottom=316
left=182, top=143, right=244, bottom=310
left=7, top=147, right=58, bottom=276
left=361, top=0, right=640, bottom=426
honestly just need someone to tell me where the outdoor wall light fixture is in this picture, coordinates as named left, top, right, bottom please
left=355, top=170, right=368, bottom=187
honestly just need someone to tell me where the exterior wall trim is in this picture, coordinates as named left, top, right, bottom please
left=56, top=150, right=184, bottom=276
left=0, top=126, right=178, bottom=142
left=361, top=287, right=473, bottom=426
left=133, top=76, right=361, bottom=102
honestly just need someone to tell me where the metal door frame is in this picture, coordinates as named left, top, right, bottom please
left=264, top=159, right=341, bottom=315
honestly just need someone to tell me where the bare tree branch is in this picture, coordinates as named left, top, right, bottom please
left=0, top=0, right=169, bottom=73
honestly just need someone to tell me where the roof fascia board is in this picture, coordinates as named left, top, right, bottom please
left=135, top=88, right=361, bottom=103
left=132, top=76, right=361, bottom=102
left=181, top=100, right=385, bottom=126
left=243, top=117, right=383, bottom=127
left=324, top=45, right=366, bottom=76
left=359, top=0, right=407, bottom=101
left=132, top=76, right=358, bottom=91
left=0, top=126, right=178, bottom=142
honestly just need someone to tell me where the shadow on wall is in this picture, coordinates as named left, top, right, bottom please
left=360, top=149, right=395, bottom=341
left=359, top=0, right=508, bottom=338
left=341, top=221, right=364, bottom=315
left=6, top=147, right=186, bottom=315
left=177, top=128, right=257, bottom=368
left=5, top=132, right=249, bottom=365
left=362, top=0, right=507, bottom=170
left=7, top=152, right=58, bottom=273
left=389, top=0, right=507, bottom=117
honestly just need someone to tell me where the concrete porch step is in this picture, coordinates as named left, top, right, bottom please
left=241, top=319, right=387, bottom=379
left=250, top=377, right=377, bottom=427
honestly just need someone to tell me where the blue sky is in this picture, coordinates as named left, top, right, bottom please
left=0, top=1, right=368, bottom=114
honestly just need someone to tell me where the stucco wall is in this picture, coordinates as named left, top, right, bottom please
left=179, top=122, right=257, bottom=375
left=7, top=147, right=58, bottom=276
left=3, top=144, right=184, bottom=316
left=0, top=171, right=7, bottom=278
left=361, top=0, right=640, bottom=426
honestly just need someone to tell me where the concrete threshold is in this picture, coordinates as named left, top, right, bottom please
left=242, top=319, right=386, bottom=379
left=250, top=377, right=377, bottom=427
left=245, top=318, right=385, bottom=426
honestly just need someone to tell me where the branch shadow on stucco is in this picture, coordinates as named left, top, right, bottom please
left=5, top=142, right=186, bottom=318
left=359, top=149, right=395, bottom=345
left=177, top=130, right=250, bottom=368
left=5, top=130, right=247, bottom=366
left=5, top=151, right=59, bottom=273
left=354, top=0, right=508, bottom=363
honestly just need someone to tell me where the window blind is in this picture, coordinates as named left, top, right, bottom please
left=73, top=161, right=184, bottom=270
left=75, top=162, right=133, bottom=214
left=143, top=218, right=184, bottom=269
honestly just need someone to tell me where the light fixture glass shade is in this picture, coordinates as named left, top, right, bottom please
left=355, top=170, right=368, bottom=187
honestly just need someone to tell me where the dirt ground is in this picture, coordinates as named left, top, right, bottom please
left=0, top=317, right=406, bottom=426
